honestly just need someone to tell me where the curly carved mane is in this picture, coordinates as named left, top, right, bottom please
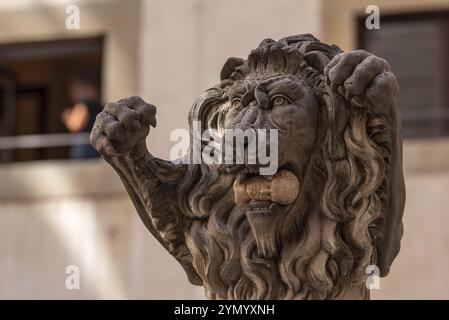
left=176, top=35, right=396, bottom=299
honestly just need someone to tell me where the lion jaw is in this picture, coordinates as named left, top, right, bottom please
left=233, top=169, right=300, bottom=258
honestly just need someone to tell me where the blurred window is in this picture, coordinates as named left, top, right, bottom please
left=0, top=36, right=103, bottom=163
left=358, top=11, right=449, bottom=139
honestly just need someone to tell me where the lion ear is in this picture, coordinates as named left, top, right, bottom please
left=220, top=57, right=246, bottom=81
left=375, top=100, right=406, bottom=277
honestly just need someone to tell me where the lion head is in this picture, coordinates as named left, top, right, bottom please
left=175, top=34, right=405, bottom=299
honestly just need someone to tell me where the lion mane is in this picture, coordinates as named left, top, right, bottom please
left=173, top=34, right=404, bottom=299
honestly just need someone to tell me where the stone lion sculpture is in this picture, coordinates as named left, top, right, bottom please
left=90, top=34, right=405, bottom=299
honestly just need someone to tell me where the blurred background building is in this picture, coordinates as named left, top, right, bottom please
left=0, top=0, right=448, bottom=299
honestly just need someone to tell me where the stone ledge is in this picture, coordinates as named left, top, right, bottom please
left=0, top=159, right=126, bottom=201
left=403, top=137, right=449, bottom=173
left=0, top=137, right=448, bottom=200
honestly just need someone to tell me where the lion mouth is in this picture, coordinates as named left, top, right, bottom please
left=233, top=168, right=300, bottom=258
left=233, top=169, right=300, bottom=210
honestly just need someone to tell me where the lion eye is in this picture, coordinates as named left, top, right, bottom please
left=272, top=96, right=288, bottom=107
left=231, top=98, right=242, bottom=109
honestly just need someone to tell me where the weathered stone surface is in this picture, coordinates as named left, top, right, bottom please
left=90, top=34, right=405, bottom=300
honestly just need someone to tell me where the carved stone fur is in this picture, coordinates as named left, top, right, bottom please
left=90, top=34, right=405, bottom=300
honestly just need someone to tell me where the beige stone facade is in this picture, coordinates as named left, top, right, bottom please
left=1, top=0, right=449, bottom=299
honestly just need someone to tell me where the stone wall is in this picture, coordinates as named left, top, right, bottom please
left=1, top=0, right=448, bottom=299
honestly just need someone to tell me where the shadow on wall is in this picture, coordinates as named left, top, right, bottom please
left=0, top=160, right=206, bottom=299
left=0, top=160, right=130, bottom=299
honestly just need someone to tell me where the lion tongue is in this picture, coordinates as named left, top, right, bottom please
left=233, top=170, right=300, bottom=208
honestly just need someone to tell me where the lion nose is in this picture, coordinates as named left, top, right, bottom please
left=254, top=86, right=270, bottom=109
left=242, top=87, right=270, bottom=110
left=236, top=104, right=258, bottom=131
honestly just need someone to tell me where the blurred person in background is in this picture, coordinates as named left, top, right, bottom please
left=62, top=75, right=101, bottom=159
